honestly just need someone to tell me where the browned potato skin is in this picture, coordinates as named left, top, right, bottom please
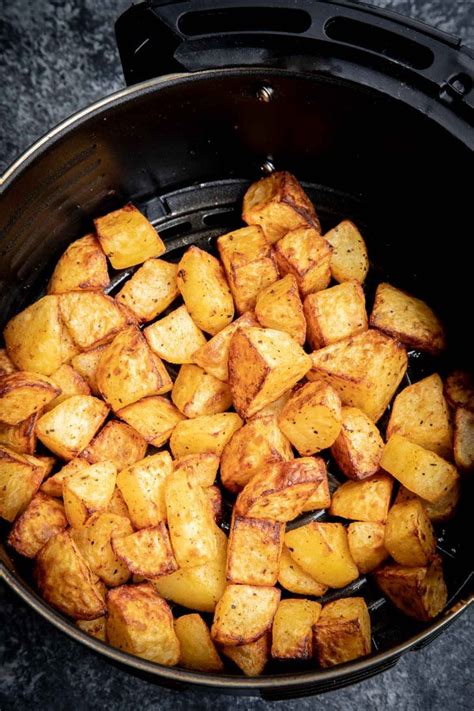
left=8, top=492, right=67, bottom=558
left=174, top=614, right=224, bottom=672
left=273, top=227, right=331, bottom=296
left=79, top=420, right=147, bottom=471
left=304, top=280, right=368, bottom=349
left=211, top=584, right=281, bottom=646
left=220, top=632, right=270, bottom=676
left=116, top=258, right=179, bottom=323
left=314, top=597, right=371, bottom=668
left=205, top=485, right=223, bottom=525
left=226, top=514, right=284, bottom=586
left=329, top=473, right=393, bottom=523
left=324, top=221, right=369, bottom=284
left=112, top=523, right=178, bottom=579
left=454, top=407, right=474, bottom=471
left=0, top=348, right=16, bottom=377
left=373, top=555, right=447, bottom=621
left=0, top=412, right=38, bottom=454
left=301, top=459, right=331, bottom=511
left=444, top=370, right=474, bottom=411
left=48, top=234, right=109, bottom=294
left=331, top=407, right=384, bottom=480
left=76, top=617, right=107, bottom=642
left=0, top=446, right=49, bottom=522
left=255, top=274, right=306, bottom=345
left=0, top=371, right=60, bottom=426
left=347, top=522, right=388, bottom=574
left=271, top=599, right=321, bottom=660
left=384, top=499, right=436, bottom=567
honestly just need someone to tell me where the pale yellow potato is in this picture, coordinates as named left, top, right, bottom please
left=331, top=406, right=384, bottom=480
left=229, top=326, right=311, bottom=419
left=226, top=514, right=284, bottom=586
left=314, top=597, right=371, bottom=668
left=0, top=413, right=38, bottom=455
left=324, top=220, right=369, bottom=284
left=116, top=258, right=179, bottom=323
left=220, top=633, right=269, bottom=676
left=370, top=282, right=446, bottom=354
left=117, top=452, right=173, bottom=529
left=271, top=599, right=321, bottom=660
left=309, top=329, right=407, bottom=422
left=175, top=614, right=224, bottom=672
left=217, top=226, right=280, bottom=313
left=174, top=453, right=220, bottom=487
left=169, top=413, right=243, bottom=458
left=211, top=584, right=280, bottom=646
left=277, top=545, right=328, bottom=597
left=171, top=364, right=232, bottom=418
left=454, top=407, right=474, bottom=471
left=79, top=420, right=147, bottom=470
left=384, top=499, right=436, bottom=567
left=235, top=458, right=323, bottom=522
left=444, top=370, right=474, bottom=411
left=394, top=481, right=460, bottom=524
left=193, top=311, right=259, bottom=382
left=106, top=582, right=179, bottom=664
left=8, top=492, right=67, bottom=558
left=273, top=226, right=331, bottom=296
left=220, top=414, right=293, bottom=493
left=0, top=447, right=50, bottom=522
left=373, top=555, right=447, bottom=621
left=304, top=280, right=368, bottom=349
left=347, top=522, right=388, bottom=573
left=177, top=246, right=234, bottom=335
left=278, top=380, right=342, bottom=456
left=71, top=512, right=133, bottom=586
left=63, top=460, right=117, bottom=528
left=0, top=348, right=16, bottom=377
left=59, top=291, right=130, bottom=351
left=255, top=274, right=306, bottom=345
left=36, top=395, right=109, bottom=460
left=112, top=523, right=178, bottom=579
left=118, top=395, right=184, bottom=447
left=94, top=203, right=166, bottom=269
left=0, top=371, right=60, bottom=425
left=41, top=457, right=90, bottom=498
left=329, top=473, right=393, bottom=523
left=76, top=617, right=107, bottom=642
left=301, top=458, right=331, bottom=511
left=47, top=364, right=91, bottom=410
left=35, top=530, right=106, bottom=619
left=71, top=345, right=108, bottom=395
left=48, top=234, right=109, bottom=294
left=144, top=305, right=207, bottom=364
left=381, top=434, right=459, bottom=503
left=285, top=522, right=358, bottom=588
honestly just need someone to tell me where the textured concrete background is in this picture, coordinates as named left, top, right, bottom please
left=0, top=1, right=473, bottom=709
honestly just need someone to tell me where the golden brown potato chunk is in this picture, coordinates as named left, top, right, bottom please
left=255, top=274, right=306, bottom=345
left=177, top=246, right=234, bottom=335
left=106, top=582, right=180, bottom=664
left=169, top=412, right=243, bottom=458
left=116, top=258, right=179, bottom=323
left=112, top=523, right=178, bottom=579
left=381, top=434, right=459, bottom=503
left=8, top=492, right=67, bottom=558
left=0, top=413, right=38, bottom=455
left=175, top=614, right=224, bottom=672
left=41, top=457, right=89, bottom=498
left=211, top=584, right=280, bottom=646
left=35, top=530, right=106, bottom=619
left=171, top=364, right=232, bottom=418
left=0, top=348, right=16, bottom=377
left=94, top=204, right=166, bottom=270
left=173, top=452, right=220, bottom=487
left=331, top=406, right=384, bottom=480
left=117, top=452, right=173, bottom=529
left=226, top=515, right=284, bottom=586
left=278, top=380, right=342, bottom=456
left=107, top=487, right=131, bottom=520
left=370, top=282, right=446, bottom=354
left=347, top=522, right=388, bottom=573
left=314, top=597, right=371, bottom=668
left=71, top=345, right=108, bottom=396
left=285, top=522, right=358, bottom=588
left=454, top=407, right=474, bottom=471
left=271, top=599, right=321, bottom=660
left=220, top=415, right=293, bottom=493
left=242, top=171, right=320, bottom=243
left=309, top=329, right=407, bottom=422
left=273, top=227, right=331, bottom=297
left=71, top=512, right=133, bottom=586
left=444, top=370, right=474, bottom=411
left=373, top=555, right=447, bottom=621
left=76, top=617, right=107, bottom=642
left=221, top=633, right=269, bottom=676
left=324, top=220, right=369, bottom=284
left=301, top=458, right=331, bottom=512
left=384, top=499, right=436, bottom=567
left=0, top=371, right=60, bottom=426
left=79, top=420, right=147, bottom=471
left=250, top=391, right=291, bottom=420
left=277, top=545, right=328, bottom=596
left=394, top=481, right=460, bottom=524
left=205, top=485, right=223, bottom=525
left=304, top=280, right=368, bottom=349
left=330, top=473, right=393, bottom=523
left=63, top=460, right=117, bottom=528
left=229, top=326, right=311, bottom=419
left=48, top=234, right=109, bottom=294
left=47, top=364, right=91, bottom=410
left=59, top=291, right=130, bottom=351
left=0, top=447, right=50, bottom=522
left=117, top=395, right=184, bottom=447
left=144, top=305, right=207, bottom=364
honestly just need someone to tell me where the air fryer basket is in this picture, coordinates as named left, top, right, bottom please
left=0, top=0, right=473, bottom=699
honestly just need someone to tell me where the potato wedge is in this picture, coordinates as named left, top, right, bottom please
left=71, top=512, right=133, bottom=586
left=79, top=420, right=147, bottom=470
left=174, top=453, right=220, bottom=487
left=255, top=274, right=306, bottom=345
left=226, top=514, right=284, bottom=586
left=63, top=460, right=117, bottom=528
left=347, top=522, right=388, bottom=573
left=8, top=492, right=67, bottom=558
left=0, top=413, right=38, bottom=455
left=394, top=481, right=460, bottom=524
left=0, top=447, right=48, bottom=522
left=76, top=617, right=107, bottom=642
left=59, top=291, right=130, bottom=351
left=242, top=171, right=320, bottom=243
left=46, top=363, right=91, bottom=411
left=324, top=220, right=369, bottom=284
left=273, top=226, right=331, bottom=296
left=217, top=225, right=280, bottom=313
left=211, top=584, right=280, bottom=646
left=370, top=282, right=446, bottom=354
left=70, top=345, right=108, bottom=396
left=117, top=452, right=173, bottom=529
left=112, top=523, right=178, bottom=579
left=94, top=204, right=166, bottom=269
left=220, top=632, right=269, bottom=676
left=384, top=499, right=436, bottom=567
left=116, top=258, right=179, bottom=323
left=0, top=371, right=60, bottom=426
left=144, top=305, right=207, bottom=364
left=41, top=457, right=89, bottom=498
left=171, top=364, right=232, bottom=418
left=444, top=370, right=474, bottom=411
left=118, top=395, right=184, bottom=447
left=331, top=406, right=384, bottom=480
left=175, top=614, right=224, bottom=672
left=285, top=522, right=358, bottom=588
left=106, top=582, right=179, bottom=664
left=309, top=330, right=407, bottom=422
left=314, top=597, right=371, bottom=668
left=271, top=599, right=321, bottom=660
left=301, top=458, right=331, bottom=511
left=454, top=407, right=474, bottom=471
left=304, top=280, right=368, bottom=349
left=169, top=413, right=243, bottom=458
left=0, top=348, right=16, bottom=377
left=330, top=473, right=393, bottom=523
left=48, top=234, right=109, bottom=294
left=278, top=545, right=328, bottom=596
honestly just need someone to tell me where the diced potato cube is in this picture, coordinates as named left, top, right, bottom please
left=144, top=305, right=207, bottom=364
left=0, top=371, right=60, bottom=425
left=226, top=514, right=284, bottom=586
left=94, top=204, right=166, bottom=269
left=347, top=522, right=388, bottom=573
left=331, top=406, right=384, bottom=480
left=174, top=453, right=220, bottom=487
left=278, top=545, right=328, bottom=596
left=255, top=274, right=306, bottom=345
left=285, top=522, right=358, bottom=588
left=59, top=291, right=130, bottom=351
left=63, top=460, right=116, bottom=527
left=314, top=597, right=371, bottom=667
left=271, top=598, right=321, bottom=659
left=370, top=282, right=446, bottom=354
left=205, top=485, right=223, bottom=524
left=41, top=457, right=89, bottom=498
left=71, top=512, right=133, bottom=586
left=384, top=499, right=436, bottom=567
left=211, top=584, right=280, bottom=646
left=309, top=330, right=407, bottom=422
left=107, top=487, right=131, bottom=520
left=47, top=364, right=91, bottom=410
left=304, top=280, right=368, bottom=349
left=221, top=633, right=269, bottom=676
left=301, top=458, right=331, bottom=511
left=8, top=492, right=67, bottom=558
left=76, top=617, right=107, bottom=642
left=118, top=395, right=184, bottom=447
left=79, top=420, right=147, bottom=471
left=444, top=370, right=474, bottom=411
left=330, top=473, right=393, bottom=523
left=71, top=345, right=108, bottom=395
left=112, top=523, right=178, bottom=579
left=117, top=452, right=173, bottom=529
left=116, top=258, right=179, bottom=323
left=324, top=220, right=369, bottom=284
left=48, top=234, right=109, bottom=294
left=169, top=413, right=243, bottom=458
left=394, top=481, right=460, bottom=524
left=0, top=413, right=38, bottom=455
left=249, top=391, right=291, bottom=420
left=106, top=583, right=180, bottom=664
left=242, top=171, right=320, bottom=243
left=278, top=380, right=342, bottom=456
left=171, top=364, right=232, bottom=418
left=217, top=226, right=280, bottom=313
left=174, top=614, right=224, bottom=672
left=454, top=407, right=474, bottom=471
left=0, top=447, right=50, bottom=521
left=0, top=348, right=16, bottom=377
left=273, top=227, right=331, bottom=296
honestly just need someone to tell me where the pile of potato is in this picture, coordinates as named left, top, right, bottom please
left=0, top=172, right=472, bottom=676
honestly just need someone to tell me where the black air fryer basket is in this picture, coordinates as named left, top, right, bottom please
left=0, top=0, right=473, bottom=699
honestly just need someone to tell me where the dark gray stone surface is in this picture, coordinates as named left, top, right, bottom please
left=0, top=1, right=473, bottom=709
